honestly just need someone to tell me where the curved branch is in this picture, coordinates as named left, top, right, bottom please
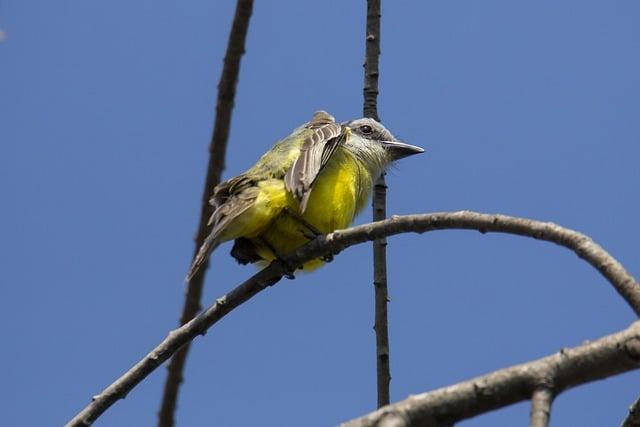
left=66, top=211, right=640, bottom=426
left=314, top=211, right=640, bottom=316
left=158, top=1, right=254, bottom=426
left=342, top=321, right=640, bottom=427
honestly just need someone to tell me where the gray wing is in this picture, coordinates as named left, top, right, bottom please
left=186, top=176, right=258, bottom=282
left=284, top=111, right=344, bottom=212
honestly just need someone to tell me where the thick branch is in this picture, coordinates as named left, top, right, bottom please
left=530, top=387, right=553, bottom=427
left=66, top=211, right=640, bottom=426
left=342, top=321, right=640, bottom=427
left=363, top=0, right=390, bottom=408
left=158, top=1, right=253, bottom=426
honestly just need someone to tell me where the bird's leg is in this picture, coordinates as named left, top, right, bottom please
left=282, top=208, right=334, bottom=263
left=282, top=208, right=321, bottom=240
left=256, top=237, right=297, bottom=279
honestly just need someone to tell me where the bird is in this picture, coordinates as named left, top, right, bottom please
left=186, top=111, right=423, bottom=282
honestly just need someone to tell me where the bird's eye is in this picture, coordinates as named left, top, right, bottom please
left=360, top=125, right=373, bottom=134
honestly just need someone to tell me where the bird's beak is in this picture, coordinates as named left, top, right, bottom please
left=381, top=140, right=424, bottom=160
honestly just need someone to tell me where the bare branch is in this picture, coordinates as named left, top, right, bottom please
left=372, top=174, right=390, bottom=408
left=158, top=1, right=254, bottom=426
left=530, top=386, right=553, bottom=427
left=363, top=0, right=381, bottom=122
left=342, top=321, right=640, bottom=427
left=66, top=211, right=640, bottom=426
left=363, top=0, right=390, bottom=408
left=67, top=264, right=284, bottom=427
left=621, top=397, right=640, bottom=427
left=320, top=211, right=640, bottom=316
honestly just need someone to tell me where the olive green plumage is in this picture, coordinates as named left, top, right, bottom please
left=186, top=111, right=423, bottom=282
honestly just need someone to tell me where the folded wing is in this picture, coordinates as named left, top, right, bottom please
left=284, top=111, right=345, bottom=212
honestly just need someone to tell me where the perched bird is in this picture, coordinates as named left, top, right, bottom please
left=186, top=111, right=423, bottom=282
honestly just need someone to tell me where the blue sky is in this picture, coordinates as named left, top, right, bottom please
left=2, top=1, right=639, bottom=426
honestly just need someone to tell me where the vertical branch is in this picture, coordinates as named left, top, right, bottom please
left=363, top=0, right=381, bottom=123
left=157, top=1, right=254, bottom=426
left=530, top=387, right=553, bottom=427
left=372, top=179, right=390, bottom=408
left=363, top=0, right=390, bottom=408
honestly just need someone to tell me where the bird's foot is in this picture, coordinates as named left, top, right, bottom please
left=280, top=259, right=297, bottom=280
left=320, top=253, right=334, bottom=263
left=283, top=208, right=323, bottom=241
left=267, top=258, right=297, bottom=280
left=300, top=229, right=319, bottom=240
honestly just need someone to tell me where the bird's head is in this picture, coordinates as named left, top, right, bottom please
left=342, top=118, right=424, bottom=172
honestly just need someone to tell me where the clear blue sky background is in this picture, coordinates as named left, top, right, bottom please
left=2, top=1, right=639, bottom=426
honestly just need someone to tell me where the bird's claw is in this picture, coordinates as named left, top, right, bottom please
left=279, top=259, right=297, bottom=280
left=300, top=229, right=318, bottom=240
left=320, top=253, right=334, bottom=263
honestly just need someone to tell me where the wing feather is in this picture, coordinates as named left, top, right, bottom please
left=187, top=110, right=344, bottom=281
left=284, top=111, right=344, bottom=212
left=186, top=181, right=259, bottom=282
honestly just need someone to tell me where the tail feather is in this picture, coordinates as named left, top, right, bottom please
left=185, top=233, right=219, bottom=283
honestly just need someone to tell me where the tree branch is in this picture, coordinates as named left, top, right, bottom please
left=530, top=386, right=553, bottom=427
left=66, top=211, right=640, bottom=426
left=363, top=0, right=381, bottom=122
left=157, top=1, right=253, bottom=426
left=330, top=211, right=640, bottom=316
left=363, top=0, right=390, bottom=408
left=67, top=264, right=284, bottom=427
left=372, top=177, right=391, bottom=408
left=342, top=321, right=640, bottom=427
left=621, top=397, right=640, bottom=427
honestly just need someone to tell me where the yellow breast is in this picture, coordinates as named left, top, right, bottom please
left=256, top=148, right=371, bottom=269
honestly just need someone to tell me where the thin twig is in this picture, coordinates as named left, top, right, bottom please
left=342, top=321, right=640, bottom=427
left=372, top=176, right=391, bottom=408
left=157, top=1, right=254, bottom=426
left=621, top=397, right=640, bottom=427
left=363, top=0, right=381, bottom=121
left=363, top=0, right=390, bottom=408
left=66, top=211, right=640, bottom=426
left=530, top=386, right=554, bottom=427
